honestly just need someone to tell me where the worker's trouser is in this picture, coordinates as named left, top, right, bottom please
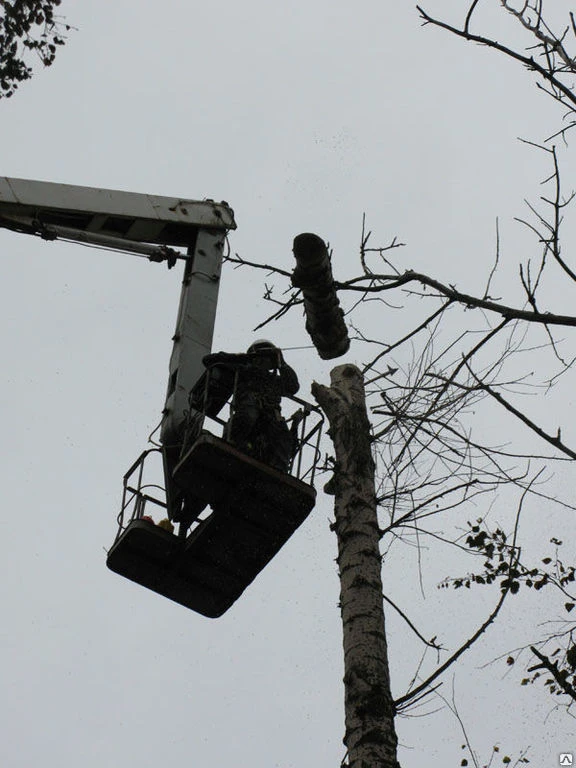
left=227, top=397, right=293, bottom=472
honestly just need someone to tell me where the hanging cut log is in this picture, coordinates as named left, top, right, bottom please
left=292, top=233, right=350, bottom=360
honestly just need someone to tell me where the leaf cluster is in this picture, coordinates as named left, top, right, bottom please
left=459, top=741, right=529, bottom=767
left=0, top=0, right=70, bottom=97
left=440, top=523, right=575, bottom=597
left=507, top=638, right=576, bottom=702
left=439, top=520, right=576, bottom=702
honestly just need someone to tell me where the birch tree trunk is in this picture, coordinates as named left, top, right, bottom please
left=312, top=364, right=400, bottom=768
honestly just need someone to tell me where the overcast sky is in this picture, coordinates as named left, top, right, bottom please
left=1, top=1, right=575, bottom=766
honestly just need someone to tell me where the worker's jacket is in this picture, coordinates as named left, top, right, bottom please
left=201, top=348, right=299, bottom=417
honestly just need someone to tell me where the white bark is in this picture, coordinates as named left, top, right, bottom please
left=312, top=364, right=400, bottom=768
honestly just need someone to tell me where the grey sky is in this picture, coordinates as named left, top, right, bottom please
left=1, top=1, right=574, bottom=766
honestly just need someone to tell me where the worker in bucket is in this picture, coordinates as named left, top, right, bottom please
left=202, top=339, right=301, bottom=472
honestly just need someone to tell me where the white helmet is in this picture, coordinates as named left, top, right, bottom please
left=247, top=339, right=277, bottom=353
